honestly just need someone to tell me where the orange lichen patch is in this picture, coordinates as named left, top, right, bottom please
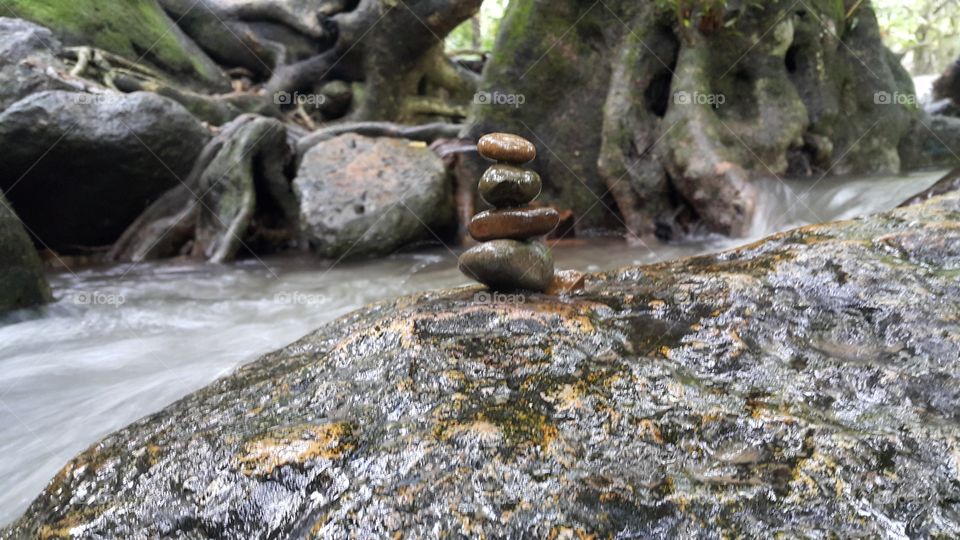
left=38, top=507, right=105, bottom=540
left=433, top=397, right=559, bottom=450
left=236, top=421, right=356, bottom=476
left=546, top=383, right=587, bottom=413
left=637, top=419, right=664, bottom=444
left=439, top=420, right=506, bottom=447
left=546, top=269, right=587, bottom=295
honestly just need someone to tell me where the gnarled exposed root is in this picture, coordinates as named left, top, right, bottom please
left=661, top=40, right=756, bottom=237
left=108, top=115, right=296, bottom=263
left=597, top=22, right=676, bottom=239
left=296, top=121, right=463, bottom=157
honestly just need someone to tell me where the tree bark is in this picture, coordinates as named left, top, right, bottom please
left=463, top=0, right=923, bottom=238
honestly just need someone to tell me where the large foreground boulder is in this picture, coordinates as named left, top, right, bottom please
left=0, top=90, right=210, bottom=252
left=0, top=193, right=50, bottom=313
left=6, top=194, right=960, bottom=537
left=295, top=134, right=454, bottom=258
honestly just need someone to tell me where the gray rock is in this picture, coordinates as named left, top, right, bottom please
left=7, top=193, right=960, bottom=537
left=294, top=133, right=454, bottom=258
left=0, top=192, right=50, bottom=313
left=459, top=239, right=554, bottom=291
left=0, top=18, right=78, bottom=113
left=0, top=90, right=211, bottom=251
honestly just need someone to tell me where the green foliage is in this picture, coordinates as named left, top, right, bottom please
left=445, top=0, right=509, bottom=53
left=873, top=0, right=960, bottom=75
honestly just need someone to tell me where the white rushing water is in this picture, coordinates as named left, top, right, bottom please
left=0, top=170, right=945, bottom=525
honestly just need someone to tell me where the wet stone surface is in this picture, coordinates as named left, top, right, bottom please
left=458, top=239, right=555, bottom=292
left=468, top=206, right=560, bottom=242
left=6, top=194, right=960, bottom=538
left=477, top=132, right=538, bottom=164
left=478, top=164, right=542, bottom=208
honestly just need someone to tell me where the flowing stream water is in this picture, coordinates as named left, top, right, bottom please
left=0, top=170, right=946, bottom=524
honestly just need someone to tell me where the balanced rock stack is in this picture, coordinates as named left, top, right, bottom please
left=459, top=133, right=558, bottom=292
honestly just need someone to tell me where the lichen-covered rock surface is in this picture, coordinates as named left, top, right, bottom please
left=6, top=194, right=960, bottom=538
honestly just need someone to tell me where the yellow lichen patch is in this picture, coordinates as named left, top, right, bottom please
left=236, top=421, right=356, bottom=477
left=38, top=507, right=104, bottom=540
left=547, top=526, right=597, bottom=540
left=550, top=383, right=586, bottom=413
left=638, top=419, right=664, bottom=444
left=143, top=443, right=162, bottom=467
left=438, top=420, right=506, bottom=447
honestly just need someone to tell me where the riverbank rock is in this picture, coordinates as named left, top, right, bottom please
left=294, top=134, right=454, bottom=259
left=0, top=18, right=78, bottom=113
left=7, top=193, right=960, bottom=537
left=0, top=90, right=211, bottom=252
left=0, top=193, right=50, bottom=313
left=5, top=1, right=230, bottom=92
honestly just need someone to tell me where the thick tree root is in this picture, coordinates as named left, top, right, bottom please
left=597, top=21, right=675, bottom=239
left=296, top=121, right=463, bottom=157
left=661, top=40, right=756, bottom=237
left=62, top=46, right=277, bottom=126
left=108, top=115, right=296, bottom=263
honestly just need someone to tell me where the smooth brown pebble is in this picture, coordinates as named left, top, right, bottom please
left=469, top=206, right=560, bottom=242
left=477, top=133, right=537, bottom=164
left=458, top=240, right=554, bottom=292
left=545, top=269, right=586, bottom=296
left=478, top=164, right=542, bottom=207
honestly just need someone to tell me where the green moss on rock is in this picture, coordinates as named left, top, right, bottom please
left=0, top=194, right=50, bottom=313
left=6, top=0, right=228, bottom=91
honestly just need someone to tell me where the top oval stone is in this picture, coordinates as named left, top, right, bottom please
left=477, top=133, right=537, bottom=164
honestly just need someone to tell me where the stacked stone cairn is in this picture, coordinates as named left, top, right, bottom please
left=458, top=133, right=559, bottom=292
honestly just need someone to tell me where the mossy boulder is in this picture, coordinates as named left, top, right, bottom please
left=5, top=0, right=229, bottom=92
left=0, top=193, right=50, bottom=314
left=6, top=193, right=960, bottom=537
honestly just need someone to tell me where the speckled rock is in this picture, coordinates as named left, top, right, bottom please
left=459, top=239, right=554, bottom=292
left=468, top=206, right=559, bottom=242
left=478, top=165, right=542, bottom=208
left=6, top=193, right=960, bottom=538
left=477, top=132, right=537, bottom=164
left=294, top=133, right=454, bottom=259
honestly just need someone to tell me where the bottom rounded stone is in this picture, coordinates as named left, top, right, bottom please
left=458, top=240, right=554, bottom=292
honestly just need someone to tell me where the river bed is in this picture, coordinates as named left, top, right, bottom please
left=0, top=170, right=944, bottom=525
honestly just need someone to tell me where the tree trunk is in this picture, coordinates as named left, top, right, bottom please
left=462, top=0, right=923, bottom=238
